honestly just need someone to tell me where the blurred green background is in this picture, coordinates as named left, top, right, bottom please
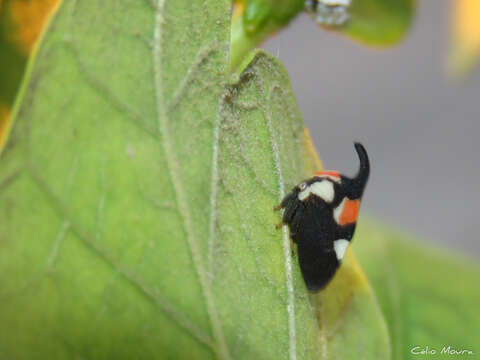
left=262, top=0, right=480, bottom=256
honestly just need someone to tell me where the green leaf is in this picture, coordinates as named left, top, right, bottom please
left=353, top=221, right=480, bottom=360
left=230, top=0, right=416, bottom=69
left=1, top=0, right=390, bottom=359
left=340, top=0, right=416, bottom=46
left=242, top=0, right=305, bottom=33
left=230, top=0, right=304, bottom=70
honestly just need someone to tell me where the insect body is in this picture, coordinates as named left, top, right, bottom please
left=276, top=143, right=369, bottom=292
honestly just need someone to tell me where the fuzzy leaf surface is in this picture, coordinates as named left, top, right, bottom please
left=0, top=1, right=389, bottom=359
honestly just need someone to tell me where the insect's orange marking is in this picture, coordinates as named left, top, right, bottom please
left=339, top=199, right=360, bottom=226
left=314, top=170, right=340, bottom=179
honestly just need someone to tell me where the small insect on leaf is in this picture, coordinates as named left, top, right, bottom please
left=276, top=142, right=370, bottom=292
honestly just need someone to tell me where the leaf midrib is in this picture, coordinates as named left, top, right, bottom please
left=265, top=78, right=298, bottom=360
left=152, top=1, right=231, bottom=359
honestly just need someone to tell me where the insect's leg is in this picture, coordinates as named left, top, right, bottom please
left=282, top=200, right=300, bottom=225
left=275, top=191, right=297, bottom=211
left=274, top=192, right=299, bottom=228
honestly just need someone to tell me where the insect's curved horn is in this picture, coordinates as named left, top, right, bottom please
left=351, top=142, right=370, bottom=198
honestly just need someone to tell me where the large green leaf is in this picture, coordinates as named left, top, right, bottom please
left=0, top=0, right=390, bottom=359
left=354, top=222, right=480, bottom=360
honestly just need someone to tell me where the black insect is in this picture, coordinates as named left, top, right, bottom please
left=276, top=143, right=370, bottom=292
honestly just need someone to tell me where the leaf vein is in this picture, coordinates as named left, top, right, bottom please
left=0, top=168, right=23, bottom=195
left=153, top=2, right=230, bottom=359
left=65, top=42, right=159, bottom=138
left=46, top=221, right=71, bottom=269
left=167, top=42, right=218, bottom=112
left=264, top=77, right=297, bottom=360
left=207, top=95, right=225, bottom=276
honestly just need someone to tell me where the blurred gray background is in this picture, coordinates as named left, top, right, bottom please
left=263, top=0, right=480, bottom=256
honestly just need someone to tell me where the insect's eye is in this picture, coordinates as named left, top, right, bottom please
left=299, top=182, right=308, bottom=191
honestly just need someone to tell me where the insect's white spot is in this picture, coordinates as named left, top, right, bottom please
left=298, top=189, right=309, bottom=201
left=334, top=239, right=350, bottom=261
left=333, top=197, right=346, bottom=224
left=310, top=181, right=335, bottom=202
left=298, top=180, right=335, bottom=203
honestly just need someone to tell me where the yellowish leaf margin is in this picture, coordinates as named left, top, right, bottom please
left=0, top=0, right=61, bottom=156
left=7, top=0, right=60, bottom=55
